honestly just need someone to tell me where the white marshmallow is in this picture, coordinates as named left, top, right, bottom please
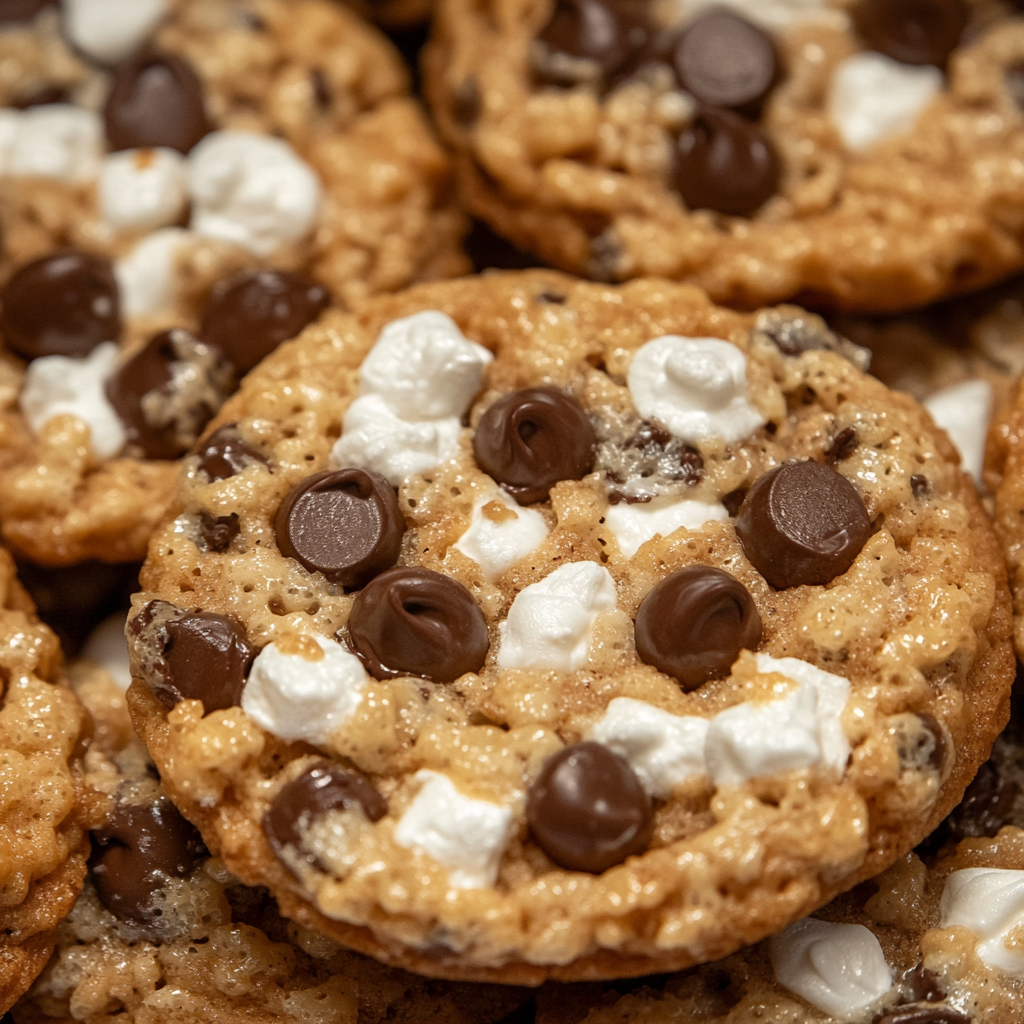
left=590, top=697, right=709, bottom=798
left=99, top=148, right=188, bottom=234
left=393, top=770, right=515, bottom=889
left=82, top=612, right=132, bottom=691
left=675, top=0, right=846, bottom=31
left=0, top=105, right=102, bottom=183
left=63, top=0, right=168, bottom=65
left=454, top=489, right=549, bottom=581
left=359, top=312, right=493, bottom=421
left=924, top=379, right=993, bottom=486
left=331, top=394, right=463, bottom=487
left=829, top=52, right=942, bottom=152
left=497, top=562, right=617, bottom=672
left=605, top=496, right=728, bottom=558
left=20, top=342, right=126, bottom=460
left=114, top=228, right=192, bottom=318
left=705, top=654, right=850, bottom=786
left=769, top=918, right=893, bottom=1020
left=940, top=868, right=1024, bottom=974
left=242, top=635, right=367, bottom=746
left=628, top=336, right=764, bottom=445
left=188, top=131, right=322, bottom=256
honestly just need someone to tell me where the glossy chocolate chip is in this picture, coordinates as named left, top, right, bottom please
left=1, top=251, right=121, bottom=361
left=104, top=49, right=211, bottom=153
left=735, top=461, right=871, bottom=589
left=874, top=1008, right=970, bottom=1024
left=264, top=763, right=386, bottom=873
left=348, top=567, right=489, bottom=683
left=673, top=9, right=778, bottom=114
left=0, top=0, right=54, bottom=23
left=851, top=0, right=967, bottom=67
left=275, top=469, right=404, bottom=588
left=635, top=566, right=761, bottom=692
left=200, top=270, right=331, bottom=375
left=473, top=387, right=596, bottom=504
left=675, top=107, right=781, bottom=218
left=195, top=424, right=268, bottom=482
left=199, top=511, right=240, bottom=553
left=90, top=796, right=204, bottom=923
left=527, top=742, right=653, bottom=873
left=911, top=474, right=930, bottom=498
left=106, top=329, right=234, bottom=460
left=825, top=427, right=858, bottom=464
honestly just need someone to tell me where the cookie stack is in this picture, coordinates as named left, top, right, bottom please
left=2, top=1, right=1024, bottom=1023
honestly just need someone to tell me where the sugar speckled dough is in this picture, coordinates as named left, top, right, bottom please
left=126, top=272, right=1013, bottom=984
left=424, top=0, right=1024, bottom=312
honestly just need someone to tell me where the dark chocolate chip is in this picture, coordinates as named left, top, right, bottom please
left=527, top=741, right=653, bottom=873
left=451, top=77, right=482, bottom=127
left=851, top=0, right=967, bottom=68
left=0, top=0, right=54, bottom=22
left=348, top=567, right=489, bottom=683
left=944, top=760, right=1020, bottom=841
left=722, top=488, right=746, bottom=517
left=674, top=106, right=781, bottom=218
left=90, top=795, right=204, bottom=923
left=673, top=9, right=778, bottom=114
left=473, top=387, right=596, bottom=504
left=105, top=328, right=235, bottom=461
left=1, top=250, right=121, bottom=361
left=104, top=49, right=211, bottom=153
left=310, top=68, right=332, bottom=110
left=903, top=965, right=946, bottom=1004
left=200, top=270, right=330, bottom=376
left=264, top=763, right=386, bottom=874
left=275, top=468, right=404, bottom=588
left=735, top=461, right=871, bottom=590
left=635, top=566, right=761, bottom=692
left=625, top=421, right=672, bottom=449
left=199, top=511, right=240, bottom=553
left=195, top=425, right=268, bottom=482
left=911, top=474, right=929, bottom=498
left=873, top=1007, right=970, bottom=1024
left=825, top=427, right=858, bottom=463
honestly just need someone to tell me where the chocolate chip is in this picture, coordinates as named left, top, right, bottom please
left=348, top=567, right=489, bottom=684
left=264, top=763, right=386, bottom=874
left=199, top=511, right=240, bottom=553
left=536, top=289, right=567, bottom=304
left=735, top=461, right=871, bottom=589
left=911, top=474, right=929, bottom=498
left=105, top=329, right=235, bottom=461
left=104, top=49, right=211, bottom=153
left=873, top=1007, right=970, bottom=1024
left=635, top=566, right=762, bottom=691
left=474, top=387, right=596, bottom=504
left=626, top=421, right=672, bottom=449
left=673, top=9, right=778, bottom=114
left=311, top=68, right=332, bottom=110
left=200, top=270, right=331, bottom=376
left=451, top=77, right=481, bottom=127
left=825, top=427, right=858, bottom=463
left=943, top=760, right=1020, bottom=841
left=903, top=965, right=946, bottom=1004
left=275, top=469, right=404, bottom=588
left=0, top=0, right=54, bottom=23
left=527, top=742, right=653, bottom=873
left=1, top=250, right=121, bottom=361
left=11, top=84, right=69, bottom=108
left=754, top=309, right=871, bottom=371
left=674, top=106, right=781, bottom=218
left=195, top=425, right=268, bottom=482
left=852, top=0, right=967, bottom=68
left=90, top=796, right=204, bottom=923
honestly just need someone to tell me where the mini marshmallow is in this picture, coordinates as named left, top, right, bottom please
left=497, top=561, right=617, bottom=672
left=100, top=148, right=188, bottom=233
left=769, top=918, right=893, bottom=1019
left=359, top=311, right=493, bottom=421
left=628, top=336, right=764, bottom=445
left=393, top=770, right=515, bottom=889
left=0, top=105, right=102, bottom=183
left=82, top=612, right=132, bottom=691
left=20, top=342, right=126, bottom=460
left=590, top=698, right=709, bottom=798
left=940, top=868, right=1024, bottom=974
left=924, top=379, right=993, bottom=485
left=829, top=52, right=942, bottom=152
left=242, top=635, right=367, bottom=746
left=114, top=228, right=192, bottom=318
left=454, top=489, right=549, bottom=581
left=605, top=496, right=729, bottom=558
left=63, top=0, right=168, bottom=65
left=188, top=131, right=322, bottom=256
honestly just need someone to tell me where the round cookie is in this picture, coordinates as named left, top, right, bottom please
left=424, top=0, right=1024, bottom=312
left=0, top=0, right=467, bottom=566
left=0, top=547, right=89, bottom=1013
left=126, top=271, right=1014, bottom=983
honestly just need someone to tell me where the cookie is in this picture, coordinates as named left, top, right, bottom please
left=0, top=0, right=467, bottom=566
left=424, top=0, right=1024, bottom=312
left=0, top=547, right=89, bottom=1013
left=13, top=637, right=527, bottom=1024
left=125, top=271, right=1014, bottom=983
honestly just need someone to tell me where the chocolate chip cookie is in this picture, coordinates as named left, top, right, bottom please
left=425, top=0, right=1024, bottom=312
left=125, top=271, right=1013, bottom=983
left=0, top=0, right=467, bottom=566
